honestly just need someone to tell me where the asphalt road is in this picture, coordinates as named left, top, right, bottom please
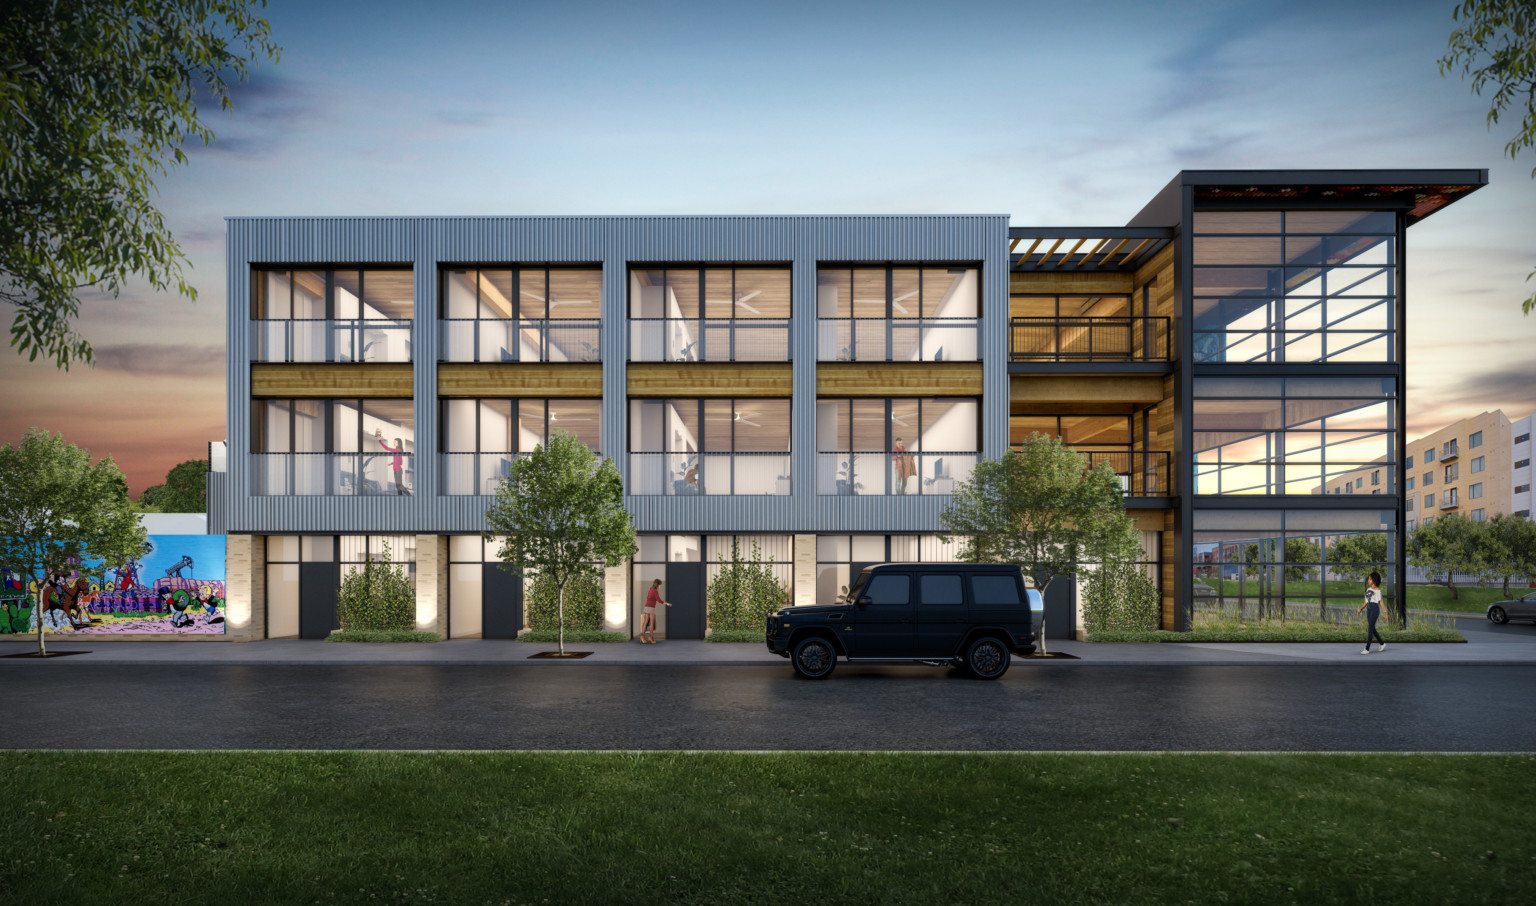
left=4, top=663, right=1532, bottom=751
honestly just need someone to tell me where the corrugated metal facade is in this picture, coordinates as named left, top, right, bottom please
left=225, top=215, right=1009, bottom=535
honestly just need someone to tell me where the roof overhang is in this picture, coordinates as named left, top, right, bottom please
left=1128, top=169, right=1489, bottom=228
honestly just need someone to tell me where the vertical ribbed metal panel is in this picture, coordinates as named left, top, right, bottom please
left=225, top=214, right=1007, bottom=536
left=205, top=471, right=227, bottom=534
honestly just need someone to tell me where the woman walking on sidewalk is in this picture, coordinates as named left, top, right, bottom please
left=640, top=578, right=670, bottom=644
left=1358, top=570, right=1386, bottom=654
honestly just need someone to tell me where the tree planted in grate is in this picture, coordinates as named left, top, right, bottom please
left=525, top=571, right=604, bottom=632
left=706, top=539, right=787, bottom=632
left=336, top=541, right=415, bottom=632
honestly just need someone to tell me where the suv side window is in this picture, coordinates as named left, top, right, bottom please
left=919, top=574, right=963, bottom=606
left=971, top=574, right=1022, bottom=605
left=864, top=574, right=910, bottom=607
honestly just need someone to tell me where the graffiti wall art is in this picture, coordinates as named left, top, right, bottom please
left=0, top=535, right=227, bottom=636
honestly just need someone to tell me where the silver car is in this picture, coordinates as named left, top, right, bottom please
left=1487, top=592, right=1536, bottom=625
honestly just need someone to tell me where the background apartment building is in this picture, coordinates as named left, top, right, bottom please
left=206, top=169, right=1487, bottom=642
left=1324, top=409, right=1533, bottom=528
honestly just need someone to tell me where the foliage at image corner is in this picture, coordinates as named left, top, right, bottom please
left=336, top=540, right=415, bottom=632
left=0, top=0, right=281, bottom=368
left=0, top=428, right=147, bottom=654
left=706, top=539, right=787, bottom=632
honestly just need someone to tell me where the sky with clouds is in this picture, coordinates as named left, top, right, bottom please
left=2, top=0, right=1533, bottom=493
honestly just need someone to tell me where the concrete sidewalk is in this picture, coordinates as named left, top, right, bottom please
left=4, top=628, right=1535, bottom=666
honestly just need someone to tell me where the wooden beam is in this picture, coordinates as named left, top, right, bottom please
left=251, top=364, right=413, bottom=398
left=627, top=362, right=792, bottom=398
left=438, top=363, right=602, bottom=397
left=1118, top=237, right=1153, bottom=265
left=1009, top=373, right=1167, bottom=413
left=817, top=362, right=983, bottom=396
left=1059, top=238, right=1087, bottom=266
left=1009, top=272, right=1135, bottom=295
left=1008, top=238, right=1020, bottom=253
left=1097, top=238, right=1128, bottom=265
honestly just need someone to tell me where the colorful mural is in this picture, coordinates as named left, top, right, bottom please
left=0, top=535, right=227, bottom=635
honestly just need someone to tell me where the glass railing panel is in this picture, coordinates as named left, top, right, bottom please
left=251, top=320, right=413, bottom=363
left=816, top=451, right=976, bottom=495
left=627, top=452, right=790, bottom=495
left=628, top=319, right=789, bottom=362
left=251, top=453, right=415, bottom=496
left=439, top=320, right=600, bottom=363
left=817, top=319, right=980, bottom=362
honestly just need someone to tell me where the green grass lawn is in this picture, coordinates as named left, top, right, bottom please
left=2, top=752, right=1531, bottom=905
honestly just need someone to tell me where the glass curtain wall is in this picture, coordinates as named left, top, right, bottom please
left=816, top=398, right=980, bottom=495
left=817, top=266, right=980, bottom=361
left=252, top=268, right=413, bottom=363
left=628, top=399, right=791, bottom=495
left=440, top=399, right=602, bottom=495
left=440, top=267, right=601, bottom=362
left=628, top=266, right=791, bottom=362
left=1192, top=377, right=1396, bottom=496
left=1191, top=211, right=1396, bottom=364
left=1192, top=509, right=1396, bottom=623
left=251, top=398, right=415, bottom=495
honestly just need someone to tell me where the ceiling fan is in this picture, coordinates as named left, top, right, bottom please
left=734, top=410, right=762, bottom=427
left=704, top=289, right=763, bottom=315
left=891, top=289, right=917, bottom=315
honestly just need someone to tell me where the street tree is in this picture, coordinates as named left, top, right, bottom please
left=0, top=429, right=147, bottom=655
left=1326, top=532, right=1391, bottom=583
left=484, top=431, right=635, bottom=655
left=0, top=0, right=280, bottom=367
left=1440, top=0, right=1536, bottom=314
left=939, top=433, right=1143, bottom=640
left=1481, top=513, right=1536, bottom=595
left=1407, top=514, right=1488, bottom=601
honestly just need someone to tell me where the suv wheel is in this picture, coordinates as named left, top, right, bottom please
left=965, top=636, right=1010, bottom=680
left=791, top=636, right=837, bottom=679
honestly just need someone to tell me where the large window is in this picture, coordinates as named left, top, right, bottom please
left=440, top=399, right=601, bottom=495
left=1192, top=508, right=1397, bottom=619
left=1009, top=414, right=1170, bottom=497
left=251, top=398, right=415, bottom=496
left=1191, top=210, right=1396, bottom=363
left=628, top=398, right=791, bottom=495
left=817, top=398, right=979, bottom=495
left=629, top=266, right=789, bottom=362
left=252, top=268, right=413, bottom=363
left=1193, top=377, right=1396, bottom=496
left=441, top=267, right=601, bottom=363
left=815, top=534, right=961, bottom=605
left=817, top=265, right=979, bottom=361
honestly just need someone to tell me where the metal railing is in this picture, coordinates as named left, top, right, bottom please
left=1010, top=317, right=1169, bottom=362
left=252, top=453, right=415, bottom=496
left=628, top=319, right=789, bottom=362
left=439, top=319, right=600, bottom=363
left=816, top=451, right=978, bottom=496
left=1440, top=441, right=1459, bottom=461
left=251, top=319, right=413, bottom=363
left=1010, top=448, right=1173, bottom=497
left=628, top=452, right=791, bottom=495
left=817, top=318, right=980, bottom=362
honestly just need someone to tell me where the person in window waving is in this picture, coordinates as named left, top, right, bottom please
left=374, top=428, right=411, bottom=495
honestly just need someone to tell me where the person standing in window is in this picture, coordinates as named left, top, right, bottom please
left=892, top=437, right=917, bottom=495
left=1357, top=571, right=1385, bottom=654
left=640, top=578, right=670, bottom=643
left=374, top=428, right=411, bottom=495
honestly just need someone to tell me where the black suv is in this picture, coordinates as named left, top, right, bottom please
left=765, top=563, right=1041, bottom=680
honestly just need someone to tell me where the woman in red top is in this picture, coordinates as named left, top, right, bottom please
left=374, top=428, right=410, bottom=495
left=640, top=578, right=669, bottom=643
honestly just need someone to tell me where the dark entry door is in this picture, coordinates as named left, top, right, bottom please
left=299, top=562, right=340, bottom=639
left=482, top=564, right=523, bottom=639
left=1042, top=574, right=1077, bottom=640
left=665, top=562, right=705, bottom=639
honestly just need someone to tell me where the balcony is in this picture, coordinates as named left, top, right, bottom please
left=629, top=319, right=789, bottom=362
left=1009, top=448, right=1172, bottom=498
left=1440, top=441, right=1459, bottom=462
left=1010, top=317, right=1169, bottom=363
left=440, top=452, right=521, bottom=496
left=817, top=319, right=980, bottom=362
left=440, top=319, right=599, bottom=363
left=252, top=453, right=415, bottom=496
left=816, top=451, right=978, bottom=496
left=1440, top=490, right=1459, bottom=509
left=628, top=452, right=791, bottom=496
left=251, top=320, right=412, bottom=363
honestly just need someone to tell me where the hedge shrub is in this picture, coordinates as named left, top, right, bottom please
left=524, top=570, right=604, bottom=632
left=336, top=541, right=415, bottom=632
left=706, top=540, right=787, bottom=632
